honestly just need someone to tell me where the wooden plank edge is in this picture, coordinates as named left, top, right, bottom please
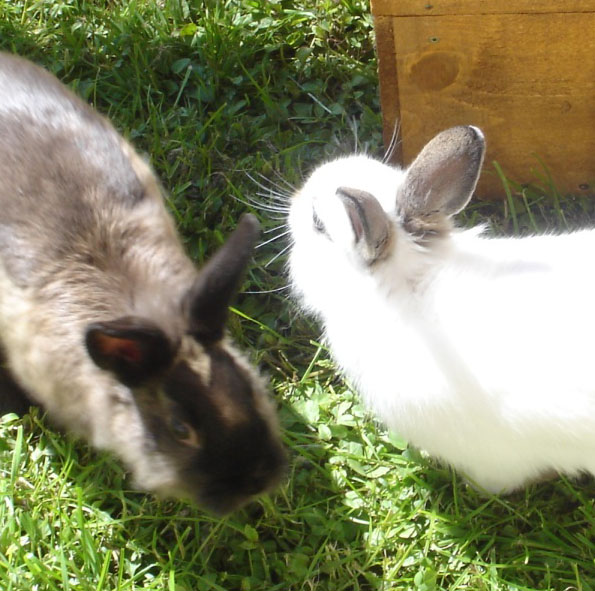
left=371, top=0, right=595, bottom=17
left=373, top=15, right=403, bottom=165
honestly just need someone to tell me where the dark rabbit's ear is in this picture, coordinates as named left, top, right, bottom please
left=398, top=126, right=485, bottom=222
left=85, top=317, right=175, bottom=386
left=187, top=214, right=260, bottom=343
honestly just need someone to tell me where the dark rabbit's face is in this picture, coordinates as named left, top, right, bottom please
left=125, top=338, right=285, bottom=514
left=85, top=216, right=286, bottom=513
left=169, top=342, right=284, bottom=513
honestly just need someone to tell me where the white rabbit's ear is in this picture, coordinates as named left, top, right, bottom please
left=337, top=187, right=392, bottom=265
left=397, top=126, right=485, bottom=233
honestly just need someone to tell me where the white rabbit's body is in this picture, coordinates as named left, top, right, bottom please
left=289, top=129, right=595, bottom=492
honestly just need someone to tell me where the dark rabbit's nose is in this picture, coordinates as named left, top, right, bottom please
left=243, top=477, right=269, bottom=496
left=240, top=451, right=287, bottom=496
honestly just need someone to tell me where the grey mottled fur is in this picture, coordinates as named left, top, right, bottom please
left=0, top=53, right=285, bottom=513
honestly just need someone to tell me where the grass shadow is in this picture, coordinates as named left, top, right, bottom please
left=363, top=446, right=595, bottom=590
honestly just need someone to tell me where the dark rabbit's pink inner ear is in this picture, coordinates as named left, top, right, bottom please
left=89, top=332, right=144, bottom=364
left=85, top=317, right=175, bottom=387
left=188, top=214, right=260, bottom=343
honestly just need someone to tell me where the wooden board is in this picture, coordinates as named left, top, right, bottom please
left=372, top=1, right=595, bottom=17
left=371, top=2, right=595, bottom=198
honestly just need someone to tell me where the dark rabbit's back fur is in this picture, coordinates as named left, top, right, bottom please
left=0, top=53, right=285, bottom=514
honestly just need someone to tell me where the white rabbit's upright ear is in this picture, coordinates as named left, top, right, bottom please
left=397, top=126, right=485, bottom=235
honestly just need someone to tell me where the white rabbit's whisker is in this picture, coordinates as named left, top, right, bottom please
left=251, top=174, right=293, bottom=197
left=263, top=223, right=289, bottom=234
left=256, top=194, right=288, bottom=206
left=348, top=116, right=360, bottom=154
left=242, top=284, right=291, bottom=295
left=232, top=195, right=288, bottom=215
left=268, top=169, right=297, bottom=193
left=246, top=173, right=291, bottom=200
left=254, top=191, right=290, bottom=206
left=241, top=191, right=290, bottom=211
left=256, top=229, right=292, bottom=249
left=265, top=241, right=292, bottom=268
left=382, top=118, right=401, bottom=164
left=251, top=201, right=289, bottom=213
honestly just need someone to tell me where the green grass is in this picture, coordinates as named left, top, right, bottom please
left=0, top=1, right=594, bottom=590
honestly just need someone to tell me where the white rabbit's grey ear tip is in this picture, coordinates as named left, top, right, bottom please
left=468, top=125, right=484, bottom=140
left=466, top=126, right=485, bottom=149
left=449, top=125, right=485, bottom=146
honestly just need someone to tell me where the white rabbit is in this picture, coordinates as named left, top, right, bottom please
left=0, top=52, right=286, bottom=514
left=288, top=125, right=595, bottom=493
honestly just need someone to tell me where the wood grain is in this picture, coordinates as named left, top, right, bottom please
left=374, top=9, right=595, bottom=197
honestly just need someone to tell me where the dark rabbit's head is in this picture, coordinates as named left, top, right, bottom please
left=85, top=215, right=286, bottom=514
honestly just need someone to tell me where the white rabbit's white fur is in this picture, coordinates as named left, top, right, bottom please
left=289, top=126, right=595, bottom=493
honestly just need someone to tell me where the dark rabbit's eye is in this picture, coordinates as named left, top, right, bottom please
left=313, top=211, right=326, bottom=234
left=169, top=416, right=201, bottom=448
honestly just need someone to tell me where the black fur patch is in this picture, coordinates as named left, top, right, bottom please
left=164, top=347, right=286, bottom=510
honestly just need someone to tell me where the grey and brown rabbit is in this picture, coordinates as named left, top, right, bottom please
left=0, top=52, right=285, bottom=514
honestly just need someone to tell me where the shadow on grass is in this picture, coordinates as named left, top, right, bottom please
left=393, top=453, right=595, bottom=590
